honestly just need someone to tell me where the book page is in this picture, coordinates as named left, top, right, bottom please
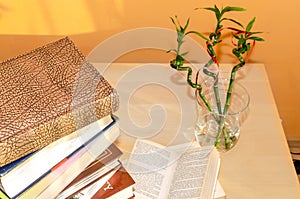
left=75, top=165, right=121, bottom=199
left=17, top=119, right=120, bottom=199
left=168, top=146, right=217, bottom=199
left=126, top=140, right=176, bottom=199
left=214, top=181, right=226, bottom=199
left=126, top=139, right=220, bottom=199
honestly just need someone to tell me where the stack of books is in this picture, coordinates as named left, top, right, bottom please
left=0, top=37, right=135, bottom=199
left=57, top=144, right=135, bottom=199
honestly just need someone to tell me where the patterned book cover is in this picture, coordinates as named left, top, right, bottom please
left=0, top=37, right=119, bottom=167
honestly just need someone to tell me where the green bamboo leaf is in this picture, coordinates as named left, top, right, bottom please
left=248, top=31, right=263, bottom=35
left=183, top=18, right=190, bottom=31
left=248, top=36, right=264, bottom=41
left=186, top=30, right=209, bottom=41
left=175, top=16, right=184, bottom=31
left=204, top=6, right=220, bottom=19
left=170, top=16, right=176, bottom=26
left=238, top=37, right=245, bottom=47
left=232, top=33, right=240, bottom=40
left=181, top=51, right=189, bottom=56
left=170, top=16, right=180, bottom=31
left=166, top=49, right=178, bottom=53
left=246, top=43, right=251, bottom=52
left=221, top=6, right=246, bottom=15
left=214, top=5, right=221, bottom=20
left=246, top=17, right=256, bottom=32
left=222, top=18, right=244, bottom=28
left=203, top=7, right=216, bottom=12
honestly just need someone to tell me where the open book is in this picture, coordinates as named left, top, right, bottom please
left=125, top=139, right=221, bottom=199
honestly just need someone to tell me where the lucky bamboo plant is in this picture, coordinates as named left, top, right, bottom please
left=168, top=5, right=264, bottom=149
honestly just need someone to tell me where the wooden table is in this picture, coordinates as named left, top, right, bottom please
left=93, top=63, right=300, bottom=199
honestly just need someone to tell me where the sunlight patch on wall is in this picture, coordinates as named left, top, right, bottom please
left=0, top=0, right=124, bottom=35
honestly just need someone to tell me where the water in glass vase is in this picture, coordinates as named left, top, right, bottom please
left=194, top=78, right=250, bottom=152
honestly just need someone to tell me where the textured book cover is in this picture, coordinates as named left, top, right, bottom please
left=0, top=37, right=119, bottom=166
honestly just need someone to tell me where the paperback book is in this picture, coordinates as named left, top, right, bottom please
left=56, top=142, right=123, bottom=199
left=69, top=163, right=135, bottom=199
left=126, top=139, right=221, bottom=199
left=17, top=116, right=120, bottom=199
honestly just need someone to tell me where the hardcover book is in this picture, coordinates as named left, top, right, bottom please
left=0, top=150, right=37, bottom=176
left=69, top=163, right=135, bottom=199
left=91, top=164, right=135, bottom=199
left=0, top=37, right=119, bottom=166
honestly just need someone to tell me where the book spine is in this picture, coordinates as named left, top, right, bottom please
left=17, top=116, right=120, bottom=199
left=0, top=151, right=37, bottom=177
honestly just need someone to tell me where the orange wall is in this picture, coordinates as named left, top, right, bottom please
left=0, top=0, right=299, bottom=139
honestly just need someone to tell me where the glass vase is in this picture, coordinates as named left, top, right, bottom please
left=194, top=78, right=250, bottom=152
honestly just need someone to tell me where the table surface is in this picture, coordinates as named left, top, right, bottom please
left=93, top=62, right=300, bottom=199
